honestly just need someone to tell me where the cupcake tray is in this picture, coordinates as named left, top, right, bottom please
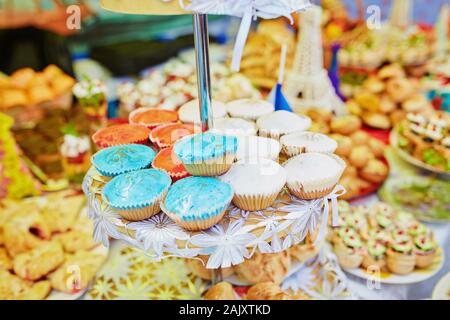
left=83, top=166, right=346, bottom=270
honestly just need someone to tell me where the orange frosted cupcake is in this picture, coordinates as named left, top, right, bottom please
left=92, top=124, right=150, bottom=149
left=149, top=123, right=200, bottom=149
left=129, top=108, right=178, bottom=129
left=152, top=147, right=190, bottom=181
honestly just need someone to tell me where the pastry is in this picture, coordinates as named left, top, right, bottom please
left=245, top=282, right=284, bottom=300
left=334, top=234, right=365, bottom=269
left=92, top=124, right=150, bottom=149
left=355, top=92, right=381, bottom=112
left=28, top=85, right=55, bottom=104
left=151, top=147, right=190, bottom=181
left=54, top=231, right=98, bottom=253
left=283, top=153, right=346, bottom=199
left=349, top=131, right=370, bottom=146
left=185, top=255, right=233, bottom=280
left=149, top=123, right=200, bottom=149
left=178, top=99, right=227, bottom=124
left=12, top=242, right=64, bottom=281
left=379, top=94, right=397, bottom=113
left=129, top=108, right=178, bottom=129
left=162, top=176, right=233, bottom=231
left=203, top=282, right=236, bottom=300
left=91, top=144, right=156, bottom=177
left=235, top=135, right=280, bottom=161
left=234, top=252, right=291, bottom=285
left=414, top=235, right=437, bottom=269
left=378, top=63, right=405, bottom=79
left=218, top=158, right=286, bottom=211
left=212, top=117, right=257, bottom=137
left=330, top=134, right=352, bottom=157
left=348, top=145, right=372, bottom=168
left=226, top=99, right=274, bottom=121
left=40, top=195, right=85, bottom=233
left=256, top=110, right=311, bottom=140
left=0, top=269, right=51, bottom=300
left=4, top=211, right=51, bottom=256
left=359, top=159, right=388, bottom=183
left=51, top=73, right=76, bottom=95
left=402, top=94, right=429, bottom=113
left=10, top=68, right=35, bottom=89
left=367, top=138, right=386, bottom=158
left=48, top=250, right=105, bottom=294
left=361, top=240, right=387, bottom=270
left=363, top=76, right=385, bottom=94
left=386, top=77, right=414, bottom=103
left=386, top=240, right=416, bottom=275
left=330, top=115, right=362, bottom=135
left=362, top=113, right=391, bottom=129
left=280, top=131, right=337, bottom=157
left=103, top=169, right=171, bottom=221
left=0, top=248, right=12, bottom=270
left=173, top=132, right=238, bottom=176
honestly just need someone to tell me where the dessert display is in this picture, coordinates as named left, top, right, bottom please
left=117, top=59, right=261, bottom=117
left=0, top=192, right=106, bottom=299
left=238, top=19, right=296, bottom=89
left=302, top=109, right=389, bottom=199
left=330, top=201, right=442, bottom=276
left=344, top=64, right=433, bottom=129
left=393, top=111, right=450, bottom=174
left=0, top=65, right=75, bottom=127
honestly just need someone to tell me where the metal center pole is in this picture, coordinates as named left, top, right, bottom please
left=193, top=13, right=214, bottom=132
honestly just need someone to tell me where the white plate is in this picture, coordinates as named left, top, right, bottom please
left=343, top=248, right=445, bottom=285
left=432, top=272, right=450, bottom=300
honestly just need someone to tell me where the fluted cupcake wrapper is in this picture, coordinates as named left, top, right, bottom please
left=161, top=200, right=230, bottom=231
left=415, top=251, right=436, bottom=269
left=386, top=249, right=416, bottom=274
left=182, top=153, right=236, bottom=176
left=106, top=189, right=169, bottom=221
left=282, top=144, right=337, bottom=158
left=95, top=137, right=149, bottom=150
left=232, top=190, right=281, bottom=211
left=95, top=162, right=152, bottom=177
left=287, top=184, right=337, bottom=200
left=258, top=129, right=284, bottom=141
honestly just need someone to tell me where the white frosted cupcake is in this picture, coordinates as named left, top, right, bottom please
left=226, top=99, right=274, bottom=121
left=211, top=117, right=257, bottom=136
left=178, top=99, right=228, bottom=124
left=256, top=110, right=311, bottom=140
left=236, top=136, right=281, bottom=162
left=218, top=158, right=286, bottom=211
left=280, top=132, right=338, bottom=158
left=283, top=153, right=346, bottom=199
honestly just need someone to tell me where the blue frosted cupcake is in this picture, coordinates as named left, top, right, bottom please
left=103, top=169, right=171, bottom=221
left=161, top=176, right=233, bottom=231
left=91, top=144, right=156, bottom=177
left=173, top=132, right=238, bottom=176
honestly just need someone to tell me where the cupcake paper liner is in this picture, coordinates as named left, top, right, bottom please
left=287, top=184, right=337, bottom=200
left=232, top=190, right=280, bottom=211
left=386, top=249, right=416, bottom=274
left=183, top=153, right=235, bottom=176
left=280, top=132, right=338, bottom=158
left=116, top=198, right=164, bottom=221
left=94, top=136, right=148, bottom=150
left=258, top=129, right=283, bottom=141
left=415, top=252, right=436, bottom=269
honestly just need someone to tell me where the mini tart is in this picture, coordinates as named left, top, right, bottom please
left=236, top=136, right=280, bottom=161
left=362, top=240, right=387, bottom=270
left=203, top=282, right=237, bottom=300
left=178, top=99, right=227, bottom=124
left=129, top=108, right=178, bottom=129
left=211, top=117, right=257, bottom=137
left=92, top=124, right=150, bottom=149
left=91, top=144, right=156, bottom=177
left=173, top=132, right=238, bottom=176
left=161, top=176, right=233, bottom=231
left=218, top=158, right=286, bottom=211
left=331, top=226, right=357, bottom=245
left=386, top=241, right=416, bottom=275
left=334, top=235, right=365, bottom=269
left=151, top=147, right=190, bottom=182
left=102, top=169, right=171, bottom=221
left=256, top=110, right=311, bottom=140
left=283, top=153, right=346, bottom=199
left=226, top=99, right=274, bottom=121
left=280, top=131, right=337, bottom=158
left=149, top=123, right=200, bottom=149
left=414, top=235, right=437, bottom=269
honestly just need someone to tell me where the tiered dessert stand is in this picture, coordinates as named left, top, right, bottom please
left=84, top=0, right=348, bottom=287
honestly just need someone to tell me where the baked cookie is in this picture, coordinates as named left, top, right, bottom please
left=234, top=252, right=291, bottom=285
left=0, top=247, right=13, bottom=270
left=40, top=195, right=85, bottom=233
left=203, top=282, right=236, bottom=300
left=49, top=250, right=105, bottom=293
left=13, top=242, right=64, bottom=281
left=0, top=269, right=51, bottom=300
left=54, top=231, right=98, bottom=253
left=330, top=115, right=362, bottom=135
left=245, top=282, right=283, bottom=300
left=4, top=211, right=51, bottom=256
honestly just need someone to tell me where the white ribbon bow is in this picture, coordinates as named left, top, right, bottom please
left=315, top=184, right=346, bottom=246
left=181, top=0, right=311, bottom=71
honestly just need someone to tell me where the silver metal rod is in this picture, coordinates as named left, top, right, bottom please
left=193, top=13, right=214, bottom=132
